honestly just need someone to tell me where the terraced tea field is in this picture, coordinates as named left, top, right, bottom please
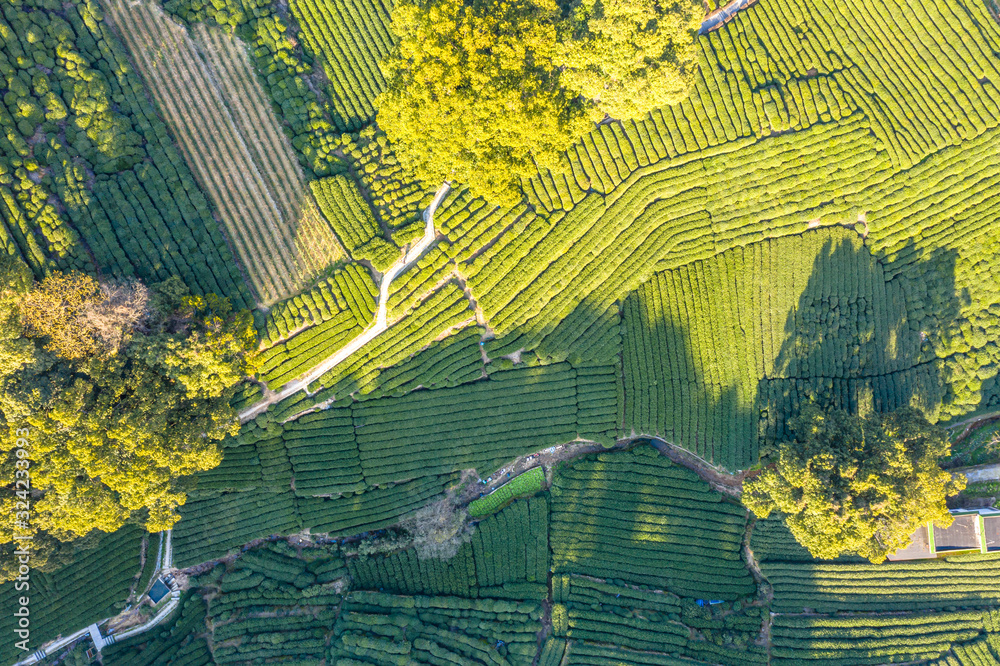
left=105, top=0, right=344, bottom=304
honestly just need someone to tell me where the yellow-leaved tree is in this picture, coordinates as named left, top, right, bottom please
left=0, top=260, right=257, bottom=582
left=555, top=0, right=703, bottom=119
left=376, top=0, right=594, bottom=205
left=742, top=406, right=966, bottom=563
left=377, top=0, right=702, bottom=203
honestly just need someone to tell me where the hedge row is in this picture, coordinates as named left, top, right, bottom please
left=0, top=0, right=250, bottom=306
left=621, top=227, right=917, bottom=470
left=468, top=466, right=544, bottom=517
left=0, top=525, right=143, bottom=663
left=282, top=407, right=365, bottom=497
left=346, top=497, right=548, bottom=599
left=352, top=363, right=579, bottom=485
left=289, top=0, right=392, bottom=131
left=332, top=591, right=541, bottom=666
left=765, top=553, right=1000, bottom=613
left=770, top=610, right=989, bottom=665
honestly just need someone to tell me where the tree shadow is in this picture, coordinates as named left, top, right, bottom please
left=618, top=228, right=965, bottom=471
left=620, top=279, right=754, bottom=470
left=757, top=236, right=963, bottom=448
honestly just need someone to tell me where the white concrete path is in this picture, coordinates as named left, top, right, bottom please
left=238, top=182, right=451, bottom=423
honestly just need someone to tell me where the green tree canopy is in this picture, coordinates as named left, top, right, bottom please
left=742, top=406, right=966, bottom=564
left=0, top=261, right=257, bottom=581
left=377, top=0, right=593, bottom=205
left=555, top=0, right=702, bottom=119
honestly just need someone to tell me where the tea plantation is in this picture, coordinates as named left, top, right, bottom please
left=3, top=0, right=1000, bottom=660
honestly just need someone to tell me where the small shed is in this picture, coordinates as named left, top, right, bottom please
left=886, top=524, right=933, bottom=561
left=932, top=514, right=981, bottom=553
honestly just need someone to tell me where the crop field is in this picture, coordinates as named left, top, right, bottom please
left=752, top=514, right=1000, bottom=613
left=765, top=555, right=1000, bottom=614
left=104, top=0, right=344, bottom=304
left=12, top=0, right=1000, bottom=657
left=347, top=496, right=549, bottom=597
left=312, top=174, right=400, bottom=271
left=253, top=263, right=378, bottom=389
left=0, top=0, right=252, bottom=306
left=621, top=227, right=936, bottom=469
left=0, top=526, right=144, bottom=664
left=551, top=572, right=768, bottom=664
left=550, top=446, right=755, bottom=600
left=289, top=0, right=394, bottom=131
left=342, top=0, right=1000, bottom=471
left=770, top=611, right=992, bottom=665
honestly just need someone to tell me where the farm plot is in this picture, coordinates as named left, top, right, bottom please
left=282, top=407, right=365, bottom=497
left=931, top=633, right=1000, bottom=666
left=549, top=572, right=770, bottom=665
left=764, top=554, right=1000, bottom=614
left=770, top=611, right=991, bottom=665
left=331, top=591, right=542, bottom=666
left=0, top=0, right=252, bottom=306
left=104, top=0, right=343, bottom=304
left=549, top=445, right=755, bottom=600
left=0, top=526, right=143, bottom=664
left=312, top=174, right=400, bottom=270
left=289, top=0, right=395, bottom=131
left=408, top=0, right=1000, bottom=468
left=351, top=362, right=580, bottom=485
left=347, top=496, right=549, bottom=598
left=620, top=227, right=936, bottom=469
left=254, top=264, right=378, bottom=390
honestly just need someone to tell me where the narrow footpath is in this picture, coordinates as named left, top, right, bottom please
left=699, top=0, right=758, bottom=33
left=239, top=182, right=451, bottom=423
left=10, top=184, right=450, bottom=665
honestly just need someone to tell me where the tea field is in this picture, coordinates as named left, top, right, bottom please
left=4, top=0, right=1000, bottom=660
left=12, top=444, right=1000, bottom=665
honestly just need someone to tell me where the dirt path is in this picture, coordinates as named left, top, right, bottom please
left=947, top=410, right=1000, bottom=443
left=239, top=182, right=451, bottom=423
left=646, top=437, right=744, bottom=497
left=958, top=463, right=1000, bottom=483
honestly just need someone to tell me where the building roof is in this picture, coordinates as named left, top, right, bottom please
left=887, top=508, right=998, bottom=561
left=933, top=514, right=981, bottom=552
left=148, top=579, right=171, bottom=604
left=886, top=524, right=933, bottom=561
left=985, top=515, right=1000, bottom=552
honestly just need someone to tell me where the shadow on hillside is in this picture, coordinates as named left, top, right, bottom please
left=756, top=237, right=963, bottom=448
left=608, top=229, right=963, bottom=471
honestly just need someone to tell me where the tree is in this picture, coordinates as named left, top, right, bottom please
left=555, top=0, right=702, bottom=119
left=377, top=0, right=593, bottom=204
left=0, top=263, right=257, bottom=576
left=377, top=0, right=702, bottom=203
left=742, top=406, right=966, bottom=563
